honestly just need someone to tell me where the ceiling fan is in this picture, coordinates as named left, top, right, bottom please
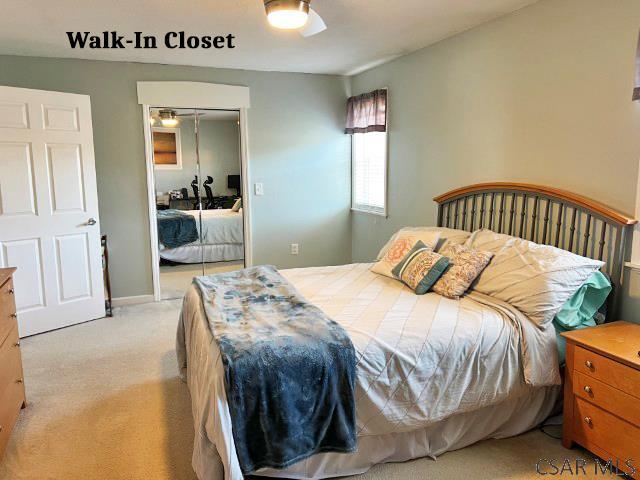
left=263, top=0, right=327, bottom=37
left=152, top=109, right=208, bottom=127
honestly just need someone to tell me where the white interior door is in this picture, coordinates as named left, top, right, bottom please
left=0, top=86, right=105, bottom=337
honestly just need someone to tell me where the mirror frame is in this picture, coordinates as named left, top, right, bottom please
left=138, top=81, right=251, bottom=302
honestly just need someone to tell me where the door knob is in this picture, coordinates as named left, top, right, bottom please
left=87, top=218, right=97, bottom=226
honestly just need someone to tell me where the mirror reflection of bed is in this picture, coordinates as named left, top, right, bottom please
left=151, top=107, right=244, bottom=300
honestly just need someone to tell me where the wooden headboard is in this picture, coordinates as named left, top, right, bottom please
left=434, top=182, right=637, bottom=316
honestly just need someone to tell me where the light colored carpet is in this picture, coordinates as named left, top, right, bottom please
left=0, top=300, right=600, bottom=480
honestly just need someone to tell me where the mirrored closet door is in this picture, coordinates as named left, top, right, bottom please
left=195, top=109, right=244, bottom=278
left=150, top=107, right=245, bottom=300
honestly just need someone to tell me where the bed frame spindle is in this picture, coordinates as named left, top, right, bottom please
left=488, top=193, right=496, bottom=230
left=582, top=214, right=592, bottom=257
left=542, top=199, right=551, bottom=245
left=519, top=194, right=527, bottom=238
left=598, top=221, right=607, bottom=261
left=508, top=194, right=516, bottom=236
left=530, top=196, right=540, bottom=242
left=554, top=203, right=564, bottom=247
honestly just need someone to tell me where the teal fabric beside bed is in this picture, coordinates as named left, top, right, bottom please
left=553, top=271, right=611, bottom=364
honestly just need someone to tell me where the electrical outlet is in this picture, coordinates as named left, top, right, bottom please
left=290, top=243, right=299, bottom=255
left=254, top=182, right=264, bottom=196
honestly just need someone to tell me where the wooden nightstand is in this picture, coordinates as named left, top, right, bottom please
left=562, top=321, right=640, bottom=478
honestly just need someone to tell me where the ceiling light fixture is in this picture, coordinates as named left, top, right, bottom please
left=159, top=109, right=178, bottom=127
left=264, top=0, right=309, bottom=30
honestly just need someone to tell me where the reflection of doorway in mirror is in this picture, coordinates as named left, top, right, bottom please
left=152, top=127, right=182, bottom=170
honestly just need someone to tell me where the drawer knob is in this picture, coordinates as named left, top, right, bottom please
left=583, top=385, right=592, bottom=394
left=585, top=360, right=594, bottom=369
left=10, top=313, right=17, bottom=319
left=584, top=416, right=592, bottom=426
left=8, top=288, right=14, bottom=294
left=0, top=425, right=3, bottom=433
left=13, top=341, right=20, bottom=348
left=16, top=378, right=23, bottom=384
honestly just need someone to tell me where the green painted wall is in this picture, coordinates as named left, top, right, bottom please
left=350, top=0, right=640, bottom=320
left=0, top=56, right=352, bottom=298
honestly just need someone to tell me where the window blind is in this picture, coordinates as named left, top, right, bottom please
left=352, top=132, right=387, bottom=215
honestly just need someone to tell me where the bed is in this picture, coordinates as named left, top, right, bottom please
left=176, top=183, right=635, bottom=480
left=159, top=209, right=244, bottom=264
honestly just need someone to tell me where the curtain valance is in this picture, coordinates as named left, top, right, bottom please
left=345, top=89, right=387, bottom=134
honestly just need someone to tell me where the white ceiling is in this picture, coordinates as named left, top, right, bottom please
left=1, top=0, right=539, bottom=75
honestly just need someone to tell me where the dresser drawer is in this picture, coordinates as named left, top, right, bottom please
left=574, top=371, right=640, bottom=427
left=0, top=326, right=23, bottom=401
left=0, top=358, right=25, bottom=458
left=574, top=346, right=640, bottom=399
left=0, top=278, right=17, bottom=348
left=574, top=397, right=640, bottom=476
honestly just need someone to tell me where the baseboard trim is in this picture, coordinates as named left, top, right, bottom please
left=111, top=294, right=155, bottom=307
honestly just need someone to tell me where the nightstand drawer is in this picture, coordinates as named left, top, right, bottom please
left=574, top=371, right=640, bottom=427
left=573, top=397, right=640, bottom=476
left=574, top=346, right=640, bottom=399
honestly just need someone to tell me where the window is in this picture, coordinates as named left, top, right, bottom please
left=351, top=131, right=387, bottom=215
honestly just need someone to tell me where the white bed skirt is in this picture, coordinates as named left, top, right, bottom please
left=160, top=243, right=243, bottom=264
left=191, top=384, right=560, bottom=480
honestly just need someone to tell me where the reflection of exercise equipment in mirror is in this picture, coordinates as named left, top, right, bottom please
left=191, top=176, right=201, bottom=209
left=203, top=176, right=215, bottom=209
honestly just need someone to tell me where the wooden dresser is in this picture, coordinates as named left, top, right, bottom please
left=562, top=321, right=640, bottom=478
left=0, top=268, right=26, bottom=459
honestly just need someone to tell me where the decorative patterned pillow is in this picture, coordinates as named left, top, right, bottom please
left=431, top=244, right=494, bottom=299
left=375, top=228, right=443, bottom=261
left=370, top=234, right=439, bottom=278
left=391, top=241, right=450, bottom=294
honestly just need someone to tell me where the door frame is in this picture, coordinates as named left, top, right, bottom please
left=137, top=81, right=252, bottom=302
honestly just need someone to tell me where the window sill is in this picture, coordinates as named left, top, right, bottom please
left=351, top=207, right=387, bottom=218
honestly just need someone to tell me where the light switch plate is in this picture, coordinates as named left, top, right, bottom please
left=254, top=182, right=264, bottom=196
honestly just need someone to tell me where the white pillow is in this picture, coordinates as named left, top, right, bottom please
left=466, top=229, right=604, bottom=327
left=371, top=233, right=439, bottom=278
left=376, top=227, right=470, bottom=260
left=231, top=198, right=242, bottom=212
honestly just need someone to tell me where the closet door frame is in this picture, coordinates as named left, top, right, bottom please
left=137, top=82, right=252, bottom=302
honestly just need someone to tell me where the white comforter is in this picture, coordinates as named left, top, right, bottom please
left=176, top=263, right=560, bottom=479
left=197, top=209, right=243, bottom=245
left=160, top=209, right=243, bottom=250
